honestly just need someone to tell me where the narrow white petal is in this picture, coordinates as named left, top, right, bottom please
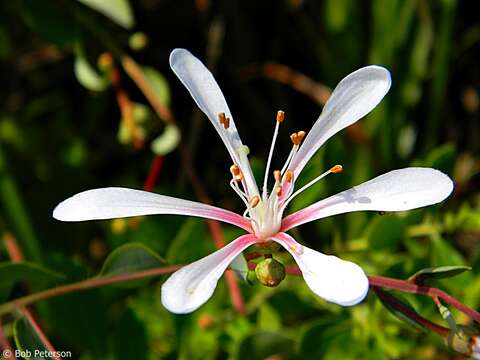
left=282, top=167, right=453, bottom=230
left=53, top=187, right=252, bottom=231
left=170, top=48, right=259, bottom=196
left=161, top=234, right=257, bottom=314
left=289, top=65, right=391, bottom=176
left=273, top=233, right=368, bottom=306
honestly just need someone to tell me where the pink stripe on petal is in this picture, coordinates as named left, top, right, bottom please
left=282, top=168, right=453, bottom=231
left=161, top=234, right=258, bottom=313
left=273, top=232, right=368, bottom=306
left=53, top=187, right=252, bottom=232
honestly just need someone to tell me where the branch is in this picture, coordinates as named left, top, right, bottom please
left=0, top=265, right=181, bottom=316
left=369, top=276, right=480, bottom=323
left=372, top=287, right=450, bottom=336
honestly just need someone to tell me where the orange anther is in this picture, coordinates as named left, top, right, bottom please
left=296, top=131, right=306, bottom=142
left=276, top=110, right=285, bottom=123
left=276, top=186, right=283, bottom=196
left=330, top=164, right=343, bottom=174
left=285, top=170, right=294, bottom=183
left=230, top=164, right=243, bottom=181
left=218, top=112, right=230, bottom=129
left=249, top=195, right=260, bottom=208
left=230, top=164, right=240, bottom=175
left=290, top=131, right=306, bottom=145
left=273, top=170, right=281, bottom=182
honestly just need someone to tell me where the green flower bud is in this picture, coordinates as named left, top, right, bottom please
left=255, top=258, right=286, bottom=287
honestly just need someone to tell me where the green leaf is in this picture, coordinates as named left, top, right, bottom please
left=13, top=317, right=49, bottom=360
left=299, top=317, right=353, bottom=358
left=74, top=55, right=109, bottom=91
left=112, top=308, right=148, bottom=360
left=0, top=262, right=64, bottom=302
left=99, top=243, right=166, bottom=288
left=100, top=242, right=166, bottom=277
left=151, top=124, right=180, bottom=156
left=236, top=331, right=295, bottom=360
left=141, top=66, right=171, bottom=106
left=409, top=265, right=471, bottom=284
left=20, top=0, right=81, bottom=46
left=375, top=289, right=426, bottom=332
left=365, top=215, right=406, bottom=250
left=77, top=0, right=135, bottom=29
left=257, top=304, right=282, bottom=332
left=417, top=143, right=456, bottom=175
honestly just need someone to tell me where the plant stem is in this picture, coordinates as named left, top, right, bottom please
left=369, top=275, right=480, bottom=323
left=372, top=287, right=450, bottom=336
left=143, top=155, right=164, bottom=192
left=0, top=265, right=181, bottom=316
left=20, top=307, right=61, bottom=360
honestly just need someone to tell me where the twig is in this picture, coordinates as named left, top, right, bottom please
left=143, top=155, right=164, bottom=192
left=21, top=307, right=61, bottom=360
left=0, top=265, right=182, bottom=316
left=0, top=319, right=14, bottom=357
left=3, top=232, right=24, bottom=262
left=120, top=55, right=175, bottom=125
left=108, top=59, right=144, bottom=150
left=372, top=287, right=450, bottom=336
left=369, top=276, right=480, bottom=323
left=3, top=233, right=60, bottom=358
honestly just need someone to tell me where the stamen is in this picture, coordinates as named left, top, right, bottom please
left=218, top=112, right=230, bottom=129
left=273, top=170, right=281, bottom=183
left=285, top=170, right=294, bottom=183
left=276, top=110, right=285, bottom=123
left=230, top=164, right=243, bottom=182
left=262, top=111, right=284, bottom=198
left=280, top=147, right=296, bottom=175
left=330, top=164, right=343, bottom=174
left=276, top=185, right=282, bottom=196
left=282, top=164, right=344, bottom=209
left=290, top=131, right=306, bottom=145
left=230, top=179, right=250, bottom=209
left=249, top=195, right=260, bottom=208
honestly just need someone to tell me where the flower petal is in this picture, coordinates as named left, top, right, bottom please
left=53, top=187, right=252, bottom=231
left=273, top=232, right=368, bottom=306
left=288, top=65, right=391, bottom=177
left=161, top=234, right=257, bottom=313
left=282, top=167, right=453, bottom=231
left=170, top=49, right=258, bottom=196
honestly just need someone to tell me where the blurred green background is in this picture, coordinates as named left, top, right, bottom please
left=1, top=0, right=480, bottom=359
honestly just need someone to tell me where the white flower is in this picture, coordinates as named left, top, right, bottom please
left=53, top=49, right=454, bottom=314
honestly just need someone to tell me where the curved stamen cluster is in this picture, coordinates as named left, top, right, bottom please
left=224, top=110, right=342, bottom=240
left=52, top=49, right=454, bottom=314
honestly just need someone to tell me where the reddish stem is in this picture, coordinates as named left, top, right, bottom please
left=268, top=261, right=480, bottom=325
left=143, top=155, right=164, bottom=192
left=3, top=232, right=24, bottom=262
left=372, top=287, right=450, bottom=336
left=0, top=319, right=14, bottom=357
left=3, top=233, right=61, bottom=358
left=21, top=307, right=61, bottom=360
left=369, top=276, right=480, bottom=323
left=224, top=270, right=246, bottom=314
left=109, top=60, right=144, bottom=150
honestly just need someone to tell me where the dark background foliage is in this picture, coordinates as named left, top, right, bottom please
left=0, top=0, right=479, bottom=359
